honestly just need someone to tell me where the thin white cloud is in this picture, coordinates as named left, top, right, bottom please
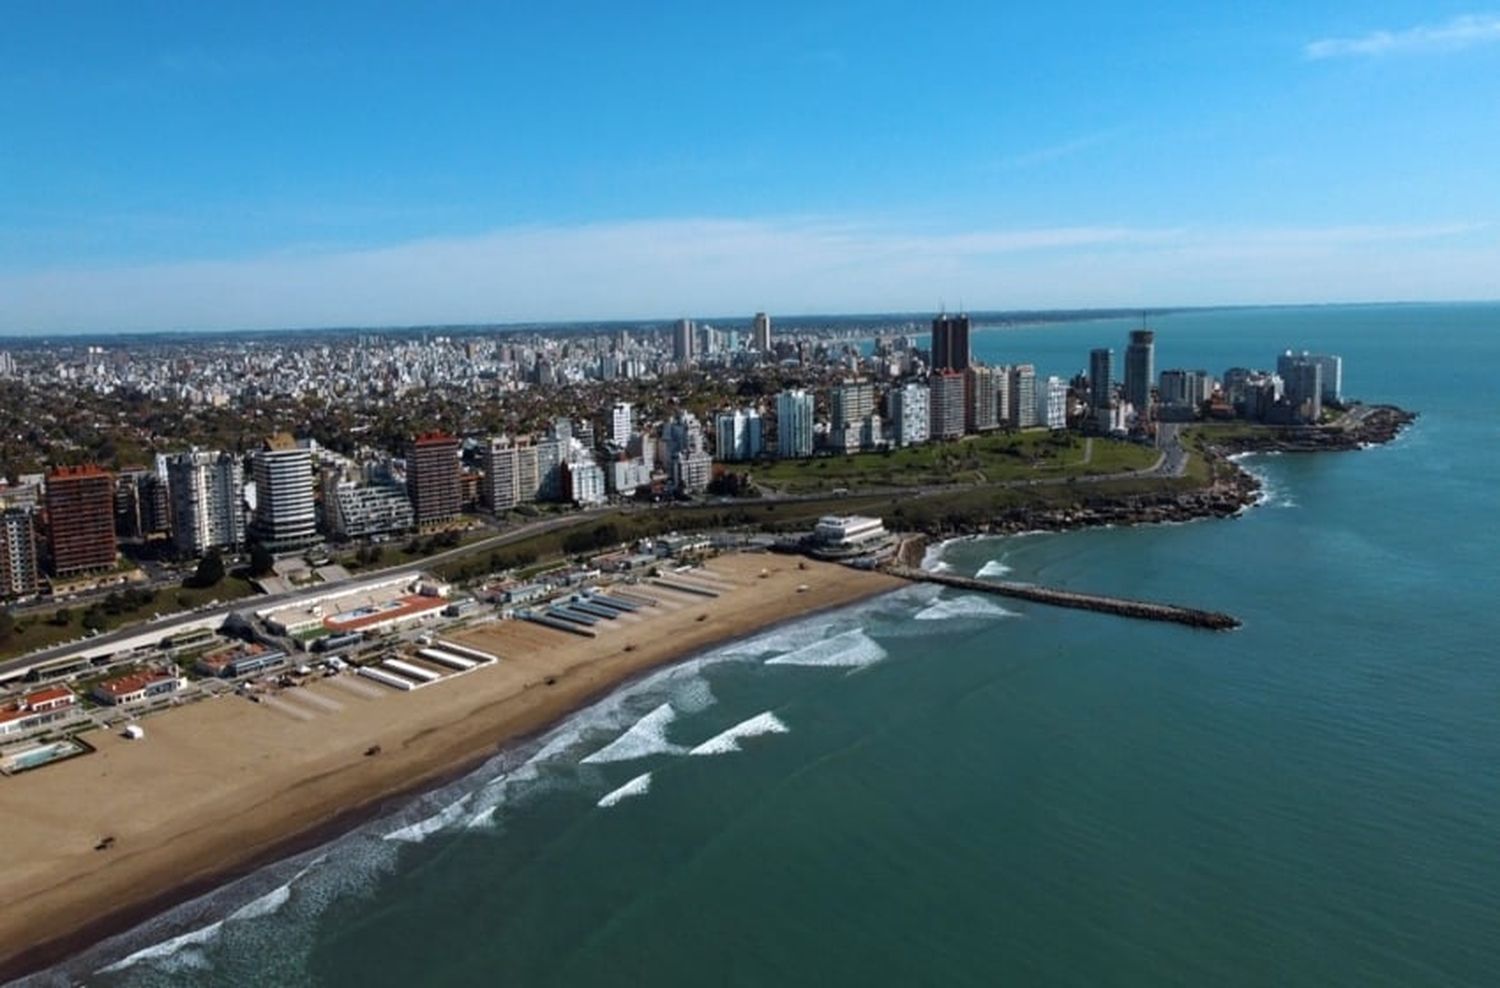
left=0, top=217, right=1492, bottom=334
left=1306, top=13, right=1500, bottom=59
left=994, top=128, right=1127, bottom=169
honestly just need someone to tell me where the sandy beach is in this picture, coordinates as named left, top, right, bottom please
left=0, top=554, right=900, bottom=980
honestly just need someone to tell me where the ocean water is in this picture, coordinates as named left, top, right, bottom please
left=40, top=303, right=1500, bottom=987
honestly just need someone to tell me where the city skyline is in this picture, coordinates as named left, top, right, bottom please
left=5, top=4, right=1500, bottom=334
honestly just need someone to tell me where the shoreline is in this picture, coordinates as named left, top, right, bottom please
left=0, top=555, right=902, bottom=984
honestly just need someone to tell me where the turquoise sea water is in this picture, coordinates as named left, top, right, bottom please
left=43, top=303, right=1500, bottom=987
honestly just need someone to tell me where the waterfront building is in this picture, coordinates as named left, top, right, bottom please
left=250, top=434, right=318, bottom=551
left=931, top=313, right=971, bottom=372
left=1040, top=376, right=1068, bottom=430
left=714, top=408, right=764, bottom=462
left=967, top=366, right=999, bottom=432
left=831, top=381, right=875, bottom=452
left=45, top=464, right=117, bottom=577
left=672, top=449, right=713, bottom=493
left=0, top=686, right=78, bottom=738
left=406, top=433, right=462, bottom=527
left=563, top=461, right=608, bottom=505
left=1089, top=348, right=1114, bottom=410
left=326, top=480, right=413, bottom=538
left=480, top=437, right=520, bottom=511
left=607, top=456, right=653, bottom=496
left=890, top=382, right=930, bottom=447
left=1008, top=364, right=1038, bottom=428
left=535, top=436, right=565, bottom=501
left=813, top=514, right=889, bottom=550
left=673, top=318, right=696, bottom=366
left=753, top=312, right=772, bottom=352
left=114, top=469, right=171, bottom=544
left=1279, top=350, right=1340, bottom=409
left=0, top=508, right=39, bottom=598
left=775, top=389, right=816, bottom=459
left=1279, top=355, right=1323, bottom=423
left=929, top=370, right=967, bottom=439
left=91, top=668, right=186, bottom=706
left=166, top=449, right=244, bottom=557
left=1124, top=330, right=1155, bottom=417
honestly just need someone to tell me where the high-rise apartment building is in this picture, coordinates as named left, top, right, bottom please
left=250, top=434, right=317, bottom=551
left=1039, top=376, right=1068, bottom=430
left=714, top=408, right=764, bottom=461
left=776, top=389, right=815, bottom=459
left=930, top=314, right=971, bottom=372
left=1124, top=330, right=1155, bottom=416
left=1089, top=348, right=1114, bottom=410
left=406, top=433, right=462, bottom=526
left=929, top=371, right=967, bottom=439
left=891, top=382, right=930, bottom=447
left=1278, top=355, right=1323, bottom=423
left=480, top=438, right=520, bottom=512
left=0, top=508, right=39, bottom=598
left=114, top=470, right=171, bottom=543
left=1008, top=364, right=1038, bottom=428
left=45, top=465, right=117, bottom=577
left=673, top=318, right=696, bottom=366
left=831, top=381, right=875, bottom=431
left=966, top=366, right=999, bottom=432
left=166, top=449, right=244, bottom=557
left=752, top=312, right=772, bottom=352
left=1279, top=350, right=1341, bottom=407
left=608, top=402, right=634, bottom=447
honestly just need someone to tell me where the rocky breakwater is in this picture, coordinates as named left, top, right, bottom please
left=981, top=473, right=1261, bottom=536
left=1217, top=404, right=1418, bottom=454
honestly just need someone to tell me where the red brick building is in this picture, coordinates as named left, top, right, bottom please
left=45, top=465, right=117, bottom=578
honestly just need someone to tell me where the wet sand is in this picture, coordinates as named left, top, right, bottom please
left=0, top=555, right=900, bottom=980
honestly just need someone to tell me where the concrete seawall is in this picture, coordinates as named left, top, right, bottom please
left=885, top=565, right=1241, bottom=631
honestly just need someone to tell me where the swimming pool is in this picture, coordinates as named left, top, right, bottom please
left=1, top=738, right=88, bottom=774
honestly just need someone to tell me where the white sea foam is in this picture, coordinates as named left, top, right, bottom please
left=976, top=558, right=1012, bottom=579
left=688, top=711, right=790, bottom=756
left=913, top=595, right=1016, bottom=621
left=98, top=920, right=224, bottom=973
left=597, top=771, right=653, bottom=807
left=765, top=628, right=888, bottom=669
left=581, top=702, right=683, bottom=764
left=384, top=793, right=473, bottom=843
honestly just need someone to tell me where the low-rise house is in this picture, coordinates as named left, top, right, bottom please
left=0, top=686, right=79, bottom=737
left=91, top=669, right=186, bottom=706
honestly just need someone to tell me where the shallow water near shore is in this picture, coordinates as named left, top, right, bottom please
left=36, top=303, right=1500, bottom=987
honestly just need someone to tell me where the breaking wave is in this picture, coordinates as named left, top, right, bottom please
left=764, top=629, right=888, bottom=669
left=597, top=772, right=653, bottom=808
left=913, top=595, right=1016, bottom=622
left=688, top=712, right=790, bottom=756
left=581, top=702, right=683, bottom=764
left=976, top=559, right=1012, bottom=579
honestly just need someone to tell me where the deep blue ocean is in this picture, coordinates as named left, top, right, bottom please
left=36, top=303, right=1500, bottom=987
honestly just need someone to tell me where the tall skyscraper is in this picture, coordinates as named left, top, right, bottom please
left=45, top=465, right=117, bottom=577
left=830, top=381, right=875, bottom=431
left=406, top=433, right=461, bottom=526
left=775, top=389, right=815, bottom=458
left=1089, top=348, right=1114, bottom=410
left=1008, top=364, right=1038, bottom=428
left=673, top=318, right=696, bottom=366
left=930, top=313, right=972, bottom=372
left=0, top=508, right=39, bottom=598
left=250, top=434, right=317, bottom=551
left=1280, top=350, right=1342, bottom=406
left=929, top=370, right=967, bottom=439
left=1278, top=353, right=1323, bottom=423
left=1124, top=330, right=1155, bottom=416
left=166, top=449, right=244, bottom=557
left=752, top=312, right=772, bottom=352
left=114, top=470, right=170, bottom=543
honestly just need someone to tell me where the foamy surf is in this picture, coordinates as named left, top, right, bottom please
left=597, top=771, right=652, bottom=807
left=384, top=794, right=473, bottom=843
left=97, top=920, right=224, bottom=974
left=581, top=702, right=683, bottom=764
left=688, top=711, right=789, bottom=756
left=976, top=559, right=1012, bottom=579
left=913, top=595, right=1016, bottom=621
left=765, top=628, right=888, bottom=669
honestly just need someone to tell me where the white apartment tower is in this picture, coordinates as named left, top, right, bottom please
left=166, top=449, right=245, bottom=557
left=776, top=389, right=815, bottom=459
left=249, top=434, right=317, bottom=551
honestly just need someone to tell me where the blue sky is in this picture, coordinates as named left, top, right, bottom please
left=3, top=2, right=1498, bottom=332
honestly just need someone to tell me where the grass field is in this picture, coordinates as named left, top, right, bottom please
left=753, top=432, right=1158, bottom=493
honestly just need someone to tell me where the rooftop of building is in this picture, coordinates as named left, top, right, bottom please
left=95, top=669, right=177, bottom=698
left=264, top=432, right=299, bottom=451
left=46, top=464, right=111, bottom=480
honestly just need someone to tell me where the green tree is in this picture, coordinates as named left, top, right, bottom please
left=249, top=543, right=275, bottom=578
left=188, top=549, right=225, bottom=588
left=49, top=606, right=72, bottom=627
left=81, top=607, right=107, bottom=632
left=0, top=609, right=15, bottom=644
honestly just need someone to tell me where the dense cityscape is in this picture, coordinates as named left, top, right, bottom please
left=0, top=313, right=1345, bottom=606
